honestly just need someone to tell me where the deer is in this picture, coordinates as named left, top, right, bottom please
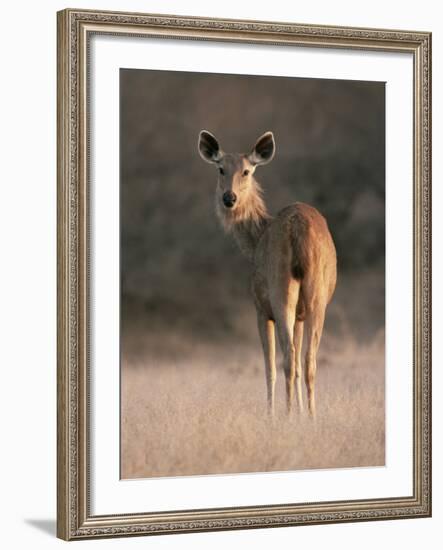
left=198, top=130, right=337, bottom=418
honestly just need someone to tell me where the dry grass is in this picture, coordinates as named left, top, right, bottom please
left=121, top=326, right=385, bottom=479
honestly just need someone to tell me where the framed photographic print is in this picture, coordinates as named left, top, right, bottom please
left=57, top=8, right=432, bottom=540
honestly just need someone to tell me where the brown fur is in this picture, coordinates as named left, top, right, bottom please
left=198, top=131, right=337, bottom=417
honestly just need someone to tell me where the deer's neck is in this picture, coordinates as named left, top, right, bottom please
left=217, top=180, right=271, bottom=261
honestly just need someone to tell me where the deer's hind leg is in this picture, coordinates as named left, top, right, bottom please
left=293, top=318, right=304, bottom=412
left=271, top=278, right=300, bottom=414
left=304, top=304, right=326, bottom=418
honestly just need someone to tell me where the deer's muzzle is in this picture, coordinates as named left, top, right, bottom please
left=222, top=190, right=237, bottom=208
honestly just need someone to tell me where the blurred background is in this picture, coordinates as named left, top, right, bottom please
left=120, top=68, right=385, bottom=352
left=120, top=68, right=385, bottom=478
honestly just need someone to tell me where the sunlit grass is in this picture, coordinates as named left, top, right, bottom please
left=121, top=327, right=385, bottom=479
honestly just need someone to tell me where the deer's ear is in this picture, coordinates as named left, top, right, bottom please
left=248, top=132, right=275, bottom=166
left=198, top=130, right=223, bottom=164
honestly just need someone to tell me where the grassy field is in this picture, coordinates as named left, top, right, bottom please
left=121, top=319, right=385, bottom=479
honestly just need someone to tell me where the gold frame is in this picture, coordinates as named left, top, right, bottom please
left=57, top=8, right=432, bottom=540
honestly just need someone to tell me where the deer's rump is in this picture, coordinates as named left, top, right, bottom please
left=253, top=202, right=337, bottom=322
left=270, top=202, right=337, bottom=308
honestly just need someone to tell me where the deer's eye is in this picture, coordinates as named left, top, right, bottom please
left=218, top=167, right=225, bottom=175
left=243, top=169, right=250, bottom=177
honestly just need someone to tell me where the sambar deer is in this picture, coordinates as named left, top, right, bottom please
left=198, top=130, right=337, bottom=417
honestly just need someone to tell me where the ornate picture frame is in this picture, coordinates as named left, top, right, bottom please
left=57, top=8, right=431, bottom=540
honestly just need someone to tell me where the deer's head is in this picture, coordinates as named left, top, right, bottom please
left=198, top=131, right=275, bottom=212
